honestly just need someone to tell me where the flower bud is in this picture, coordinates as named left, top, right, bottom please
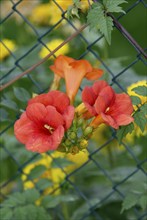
left=79, top=139, right=88, bottom=148
left=83, top=126, right=93, bottom=136
left=77, top=118, right=84, bottom=127
left=68, top=131, right=77, bottom=140
left=70, top=146, right=79, bottom=155
left=65, top=139, right=71, bottom=146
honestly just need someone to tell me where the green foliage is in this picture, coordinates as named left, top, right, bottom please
left=116, top=123, right=134, bottom=144
left=28, top=165, right=47, bottom=180
left=13, top=87, right=31, bottom=102
left=121, top=181, right=147, bottom=213
left=130, top=96, right=141, bottom=105
left=134, top=110, right=147, bottom=132
left=67, top=0, right=81, bottom=19
left=132, top=85, right=147, bottom=96
left=0, top=189, right=52, bottom=220
left=87, top=0, right=127, bottom=44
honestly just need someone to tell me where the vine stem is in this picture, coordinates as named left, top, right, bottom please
left=0, top=24, right=88, bottom=92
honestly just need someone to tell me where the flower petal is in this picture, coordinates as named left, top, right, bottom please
left=14, top=112, right=37, bottom=144
left=26, top=125, right=64, bottom=153
left=26, top=103, right=47, bottom=124
left=45, top=105, right=64, bottom=128
left=49, top=90, right=70, bottom=114
left=62, top=106, right=75, bottom=130
left=94, top=86, right=115, bottom=114
left=85, top=68, right=103, bottom=80
left=82, top=86, right=97, bottom=105
left=114, top=114, right=134, bottom=126
left=92, top=80, right=109, bottom=96
left=101, top=112, right=119, bottom=129
left=28, top=93, right=53, bottom=107
left=109, top=93, right=134, bottom=116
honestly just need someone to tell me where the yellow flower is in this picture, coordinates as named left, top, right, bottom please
left=39, top=39, right=69, bottom=59
left=22, top=150, right=89, bottom=196
left=29, top=1, right=91, bottom=26
left=0, top=39, right=15, bottom=61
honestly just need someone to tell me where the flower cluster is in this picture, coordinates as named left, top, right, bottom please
left=14, top=55, right=134, bottom=154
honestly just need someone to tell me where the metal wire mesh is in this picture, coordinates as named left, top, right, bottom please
left=0, top=0, right=147, bottom=220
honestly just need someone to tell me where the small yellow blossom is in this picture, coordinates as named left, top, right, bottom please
left=39, top=39, right=69, bottom=59
left=0, top=39, right=15, bottom=61
left=22, top=150, right=89, bottom=196
left=29, top=1, right=91, bottom=26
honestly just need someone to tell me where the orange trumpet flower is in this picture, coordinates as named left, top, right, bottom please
left=50, top=55, right=103, bottom=103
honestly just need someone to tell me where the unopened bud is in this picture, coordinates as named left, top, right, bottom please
left=68, top=131, right=77, bottom=140
left=79, top=139, right=88, bottom=148
left=70, top=146, right=79, bottom=155
left=83, top=126, right=93, bottom=136
left=57, top=145, right=66, bottom=153
left=77, top=118, right=84, bottom=127
left=65, top=139, right=71, bottom=146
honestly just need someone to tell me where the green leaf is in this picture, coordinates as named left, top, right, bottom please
left=139, top=195, right=147, bottom=210
left=87, top=3, right=104, bottom=30
left=51, top=158, right=74, bottom=168
left=103, top=0, right=127, bottom=13
left=130, top=96, right=141, bottom=105
left=41, top=195, right=62, bottom=208
left=28, top=165, right=46, bottom=180
left=116, top=123, right=134, bottom=143
left=87, top=3, right=113, bottom=44
left=25, top=204, right=38, bottom=220
left=121, top=193, right=139, bottom=213
left=0, top=207, right=13, bottom=220
left=35, top=178, right=53, bottom=191
left=23, top=189, right=40, bottom=204
left=0, top=98, right=18, bottom=111
left=132, top=85, right=147, bottom=96
left=0, top=108, right=9, bottom=122
left=2, top=192, right=26, bottom=207
left=13, top=207, right=26, bottom=220
left=13, top=87, right=31, bottom=102
left=134, top=111, right=147, bottom=132
left=36, top=207, right=52, bottom=220
left=140, top=102, right=147, bottom=115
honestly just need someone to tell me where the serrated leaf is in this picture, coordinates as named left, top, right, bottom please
left=121, top=193, right=138, bottom=213
left=103, top=0, right=127, bottom=13
left=140, top=102, right=147, bottom=115
left=134, top=111, right=147, bottom=132
left=130, top=96, right=141, bottom=105
left=2, top=192, right=26, bottom=207
left=13, top=87, right=31, bottom=102
left=13, top=207, right=26, bottom=220
left=139, top=195, right=147, bottom=210
left=116, top=123, right=134, bottom=143
left=23, top=189, right=40, bottom=204
left=36, top=207, right=52, bottom=220
left=28, top=165, right=46, bottom=180
left=0, top=207, right=13, bottom=220
left=87, top=3, right=113, bottom=44
left=132, top=86, right=147, bottom=97
left=36, top=178, right=53, bottom=191
left=25, top=204, right=38, bottom=220
left=99, top=15, right=113, bottom=44
left=87, top=3, right=103, bottom=30
left=41, top=195, right=61, bottom=208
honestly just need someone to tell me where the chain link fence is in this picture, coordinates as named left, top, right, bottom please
left=0, top=0, right=147, bottom=219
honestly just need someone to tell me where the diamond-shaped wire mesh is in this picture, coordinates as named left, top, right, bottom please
left=0, top=0, right=147, bottom=220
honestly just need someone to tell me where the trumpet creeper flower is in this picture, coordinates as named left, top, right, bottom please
left=50, top=55, right=103, bottom=103
left=14, top=91, right=75, bottom=153
left=82, top=80, right=134, bottom=129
